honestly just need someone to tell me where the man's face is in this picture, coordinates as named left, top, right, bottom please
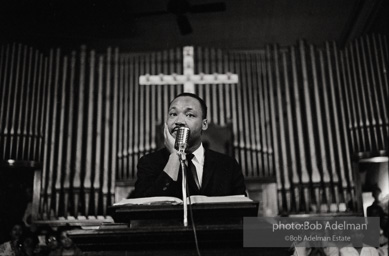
left=11, top=224, right=23, bottom=240
left=167, top=96, right=208, bottom=151
left=59, top=231, right=73, bottom=249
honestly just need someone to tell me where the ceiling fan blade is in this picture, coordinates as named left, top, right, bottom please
left=189, top=2, right=226, bottom=13
left=176, top=14, right=192, bottom=35
left=132, top=10, right=169, bottom=18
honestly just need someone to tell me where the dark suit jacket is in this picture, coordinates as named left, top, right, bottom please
left=131, top=148, right=246, bottom=198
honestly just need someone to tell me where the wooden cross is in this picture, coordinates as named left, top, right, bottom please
left=139, top=46, right=238, bottom=93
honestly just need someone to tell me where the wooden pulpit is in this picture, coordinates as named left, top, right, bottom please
left=68, top=201, right=290, bottom=255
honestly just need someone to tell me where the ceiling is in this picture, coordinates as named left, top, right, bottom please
left=0, top=0, right=387, bottom=51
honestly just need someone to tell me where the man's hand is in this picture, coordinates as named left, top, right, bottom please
left=164, top=123, right=176, bottom=154
left=163, top=123, right=180, bottom=181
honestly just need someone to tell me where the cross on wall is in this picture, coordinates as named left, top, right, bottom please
left=139, top=46, right=239, bottom=93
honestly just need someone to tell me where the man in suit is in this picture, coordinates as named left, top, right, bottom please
left=131, top=93, right=246, bottom=198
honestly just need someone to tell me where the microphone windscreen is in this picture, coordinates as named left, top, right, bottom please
left=174, top=127, right=190, bottom=151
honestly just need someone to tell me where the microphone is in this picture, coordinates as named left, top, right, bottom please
left=174, top=126, right=190, bottom=228
left=174, top=126, right=190, bottom=154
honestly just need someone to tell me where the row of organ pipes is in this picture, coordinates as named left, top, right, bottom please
left=0, top=34, right=387, bottom=220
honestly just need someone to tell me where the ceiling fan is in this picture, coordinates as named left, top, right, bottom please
left=133, top=0, right=226, bottom=35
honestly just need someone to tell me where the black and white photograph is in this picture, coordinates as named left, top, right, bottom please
left=0, top=0, right=388, bottom=255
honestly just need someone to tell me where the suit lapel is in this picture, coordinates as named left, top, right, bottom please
left=200, top=150, right=217, bottom=193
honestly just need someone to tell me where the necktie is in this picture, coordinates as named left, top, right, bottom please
left=187, top=153, right=200, bottom=189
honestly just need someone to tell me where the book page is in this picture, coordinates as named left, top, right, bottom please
left=113, top=196, right=183, bottom=206
left=188, top=195, right=253, bottom=204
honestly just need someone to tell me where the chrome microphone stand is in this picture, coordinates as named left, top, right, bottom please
left=175, top=126, right=190, bottom=227
left=178, top=148, right=188, bottom=227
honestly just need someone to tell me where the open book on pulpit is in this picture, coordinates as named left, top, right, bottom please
left=113, top=195, right=253, bottom=206
left=109, top=195, right=259, bottom=224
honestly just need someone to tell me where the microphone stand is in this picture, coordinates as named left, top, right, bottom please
left=178, top=147, right=188, bottom=227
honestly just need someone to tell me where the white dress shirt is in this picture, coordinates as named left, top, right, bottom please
left=189, top=143, right=205, bottom=187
